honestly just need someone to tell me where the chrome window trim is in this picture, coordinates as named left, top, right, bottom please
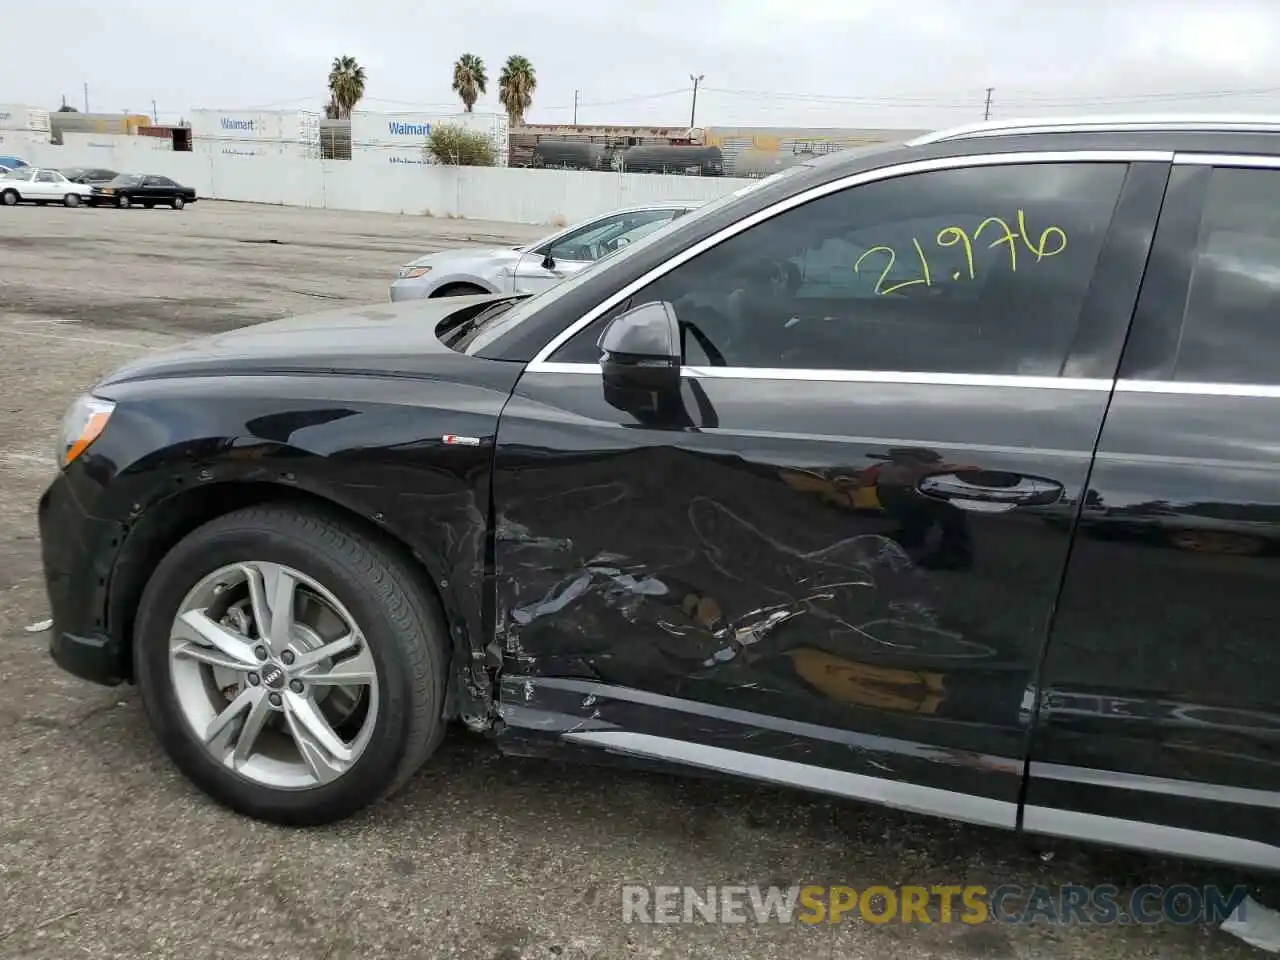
left=1174, top=152, right=1280, bottom=169
left=529, top=367, right=1280, bottom=399
left=527, top=148, right=1171, bottom=368
left=1116, top=379, right=1280, bottom=398
left=909, top=114, right=1280, bottom=146
left=529, top=361, right=1113, bottom=391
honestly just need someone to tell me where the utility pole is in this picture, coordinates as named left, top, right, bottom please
left=983, top=87, right=994, bottom=121
left=83, top=82, right=89, bottom=113
left=689, top=73, right=704, bottom=128
left=573, top=89, right=579, bottom=126
left=152, top=99, right=158, bottom=123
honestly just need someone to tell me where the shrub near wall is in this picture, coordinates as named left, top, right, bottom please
left=426, top=125, right=496, bottom=166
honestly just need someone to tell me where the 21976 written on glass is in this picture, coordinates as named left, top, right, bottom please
left=854, top=211, right=1069, bottom=297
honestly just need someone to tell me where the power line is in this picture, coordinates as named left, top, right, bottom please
left=698, top=83, right=1280, bottom=110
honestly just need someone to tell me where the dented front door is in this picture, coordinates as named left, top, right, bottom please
left=491, top=370, right=1107, bottom=823
left=489, top=157, right=1163, bottom=824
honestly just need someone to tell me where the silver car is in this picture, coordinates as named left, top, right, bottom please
left=389, top=201, right=701, bottom=301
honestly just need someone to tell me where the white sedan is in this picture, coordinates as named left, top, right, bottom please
left=389, top=201, right=702, bottom=301
left=0, top=167, right=95, bottom=207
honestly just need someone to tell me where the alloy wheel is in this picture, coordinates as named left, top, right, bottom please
left=168, top=561, right=380, bottom=789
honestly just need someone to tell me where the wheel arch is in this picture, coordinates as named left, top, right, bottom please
left=430, top=279, right=498, bottom=297
left=108, top=479, right=484, bottom=722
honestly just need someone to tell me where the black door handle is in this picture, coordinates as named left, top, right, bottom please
left=917, top=471, right=1063, bottom=512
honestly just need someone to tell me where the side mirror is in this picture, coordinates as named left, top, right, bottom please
left=598, top=301, right=682, bottom=414
left=541, top=251, right=556, bottom=270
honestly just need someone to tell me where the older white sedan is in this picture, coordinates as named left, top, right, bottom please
left=389, top=201, right=701, bottom=301
left=0, top=167, right=95, bottom=207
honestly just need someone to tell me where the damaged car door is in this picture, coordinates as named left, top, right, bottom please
left=491, top=155, right=1167, bottom=826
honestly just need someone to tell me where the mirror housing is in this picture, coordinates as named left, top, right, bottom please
left=541, top=251, right=556, bottom=270
left=598, top=301, right=682, bottom=413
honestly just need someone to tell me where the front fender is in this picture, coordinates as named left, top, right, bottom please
left=80, top=367, right=523, bottom=719
left=425, top=269, right=504, bottom=295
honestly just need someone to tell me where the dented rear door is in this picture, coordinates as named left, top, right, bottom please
left=490, top=155, right=1166, bottom=826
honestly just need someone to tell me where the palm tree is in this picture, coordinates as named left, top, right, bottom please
left=498, top=55, right=536, bottom=126
left=327, top=55, right=366, bottom=119
left=452, top=53, right=487, bottom=113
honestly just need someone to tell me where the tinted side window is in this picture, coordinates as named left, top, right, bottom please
left=1165, top=167, right=1280, bottom=385
left=552, top=163, right=1127, bottom=373
left=547, top=210, right=678, bottom=263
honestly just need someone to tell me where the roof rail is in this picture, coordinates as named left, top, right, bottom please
left=907, top=114, right=1280, bottom=146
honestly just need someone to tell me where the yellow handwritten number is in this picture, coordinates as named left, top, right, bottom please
left=1016, top=209, right=1067, bottom=261
left=855, top=241, right=932, bottom=296
left=881, top=238, right=932, bottom=295
left=854, top=245, right=898, bottom=296
left=936, top=226, right=975, bottom=281
left=974, top=216, right=1019, bottom=273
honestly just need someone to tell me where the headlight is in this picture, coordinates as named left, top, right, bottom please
left=398, top=265, right=431, bottom=279
left=57, top=395, right=115, bottom=468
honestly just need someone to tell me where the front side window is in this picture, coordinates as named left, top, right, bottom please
left=544, top=209, right=681, bottom=263
left=552, top=162, right=1127, bottom=374
left=35, top=171, right=57, bottom=183
left=1163, top=167, right=1280, bottom=385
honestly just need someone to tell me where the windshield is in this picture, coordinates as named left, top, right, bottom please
left=463, top=170, right=808, bottom=355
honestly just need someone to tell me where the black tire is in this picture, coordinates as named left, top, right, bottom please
left=172, top=196, right=185, bottom=210
left=431, top=282, right=489, bottom=298
left=0, top=189, right=16, bottom=206
left=134, top=504, right=449, bottom=825
left=63, top=193, right=81, bottom=208
left=116, top=194, right=131, bottom=209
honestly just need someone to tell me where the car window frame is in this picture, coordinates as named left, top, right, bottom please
left=552, top=162, right=1133, bottom=372
left=1119, top=153, right=1280, bottom=391
left=528, top=149, right=1169, bottom=380
left=531, top=209, right=654, bottom=259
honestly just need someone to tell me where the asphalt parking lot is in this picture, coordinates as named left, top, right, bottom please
left=0, top=200, right=1273, bottom=959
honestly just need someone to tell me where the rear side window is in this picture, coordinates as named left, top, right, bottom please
left=552, top=162, right=1127, bottom=374
left=1165, top=167, right=1280, bottom=385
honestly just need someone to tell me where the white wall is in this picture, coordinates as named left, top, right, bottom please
left=23, top=139, right=752, bottom=225
left=62, top=132, right=171, bottom=155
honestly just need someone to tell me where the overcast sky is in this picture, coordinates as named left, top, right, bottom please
left=4, top=0, right=1279, bottom=130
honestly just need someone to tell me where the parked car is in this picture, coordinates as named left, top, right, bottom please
left=39, top=114, right=1280, bottom=870
left=59, top=166, right=119, bottom=186
left=0, top=155, right=28, bottom=170
left=92, top=173, right=197, bottom=209
left=389, top=201, right=701, bottom=301
left=1, top=166, right=94, bottom=206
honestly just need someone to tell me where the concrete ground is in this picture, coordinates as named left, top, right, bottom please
left=0, top=201, right=1272, bottom=959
